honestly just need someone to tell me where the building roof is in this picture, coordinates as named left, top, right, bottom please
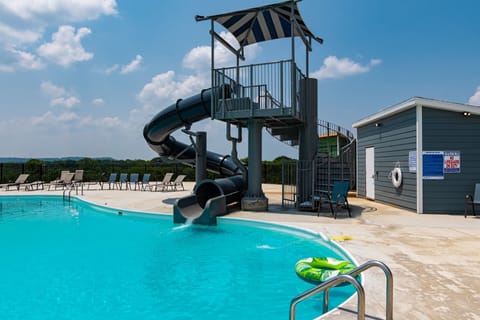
left=352, top=97, right=480, bottom=128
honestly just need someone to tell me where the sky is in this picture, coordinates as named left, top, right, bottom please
left=1, top=0, right=479, bottom=161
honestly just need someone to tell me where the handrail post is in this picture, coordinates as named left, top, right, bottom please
left=323, top=287, right=330, bottom=313
left=290, top=274, right=364, bottom=320
left=348, top=260, right=394, bottom=320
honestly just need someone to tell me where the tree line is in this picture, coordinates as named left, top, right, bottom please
left=0, top=157, right=294, bottom=185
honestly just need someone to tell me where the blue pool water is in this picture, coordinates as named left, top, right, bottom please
left=0, top=196, right=356, bottom=320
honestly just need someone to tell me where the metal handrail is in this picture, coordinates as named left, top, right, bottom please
left=289, top=260, right=393, bottom=320
left=62, top=183, right=76, bottom=202
left=290, top=274, right=365, bottom=320
left=347, top=260, right=394, bottom=320
left=318, top=119, right=355, bottom=142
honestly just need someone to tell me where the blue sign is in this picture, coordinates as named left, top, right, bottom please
left=423, top=151, right=444, bottom=180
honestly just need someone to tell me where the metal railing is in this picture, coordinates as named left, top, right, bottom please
left=281, top=160, right=297, bottom=208
left=318, top=119, right=355, bottom=142
left=290, top=275, right=365, bottom=320
left=213, top=59, right=305, bottom=117
left=289, top=260, right=393, bottom=320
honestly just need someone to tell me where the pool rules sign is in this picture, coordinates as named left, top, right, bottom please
left=443, top=151, right=461, bottom=173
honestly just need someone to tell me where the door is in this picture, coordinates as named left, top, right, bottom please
left=365, top=147, right=375, bottom=200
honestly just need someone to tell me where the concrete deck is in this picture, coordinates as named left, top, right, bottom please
left=2, top=182, right=479, bottom=319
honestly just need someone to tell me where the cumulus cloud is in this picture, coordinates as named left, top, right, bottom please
left=138, top=70, right=206, bottom=107
left=0, top=49, right=45, bottom=72
left=41, top=81, right=80, bottom=108
left=468, top=87, right=480, bottom=106
left=311, top=56, right=382, bottom=80
left=37, top=25, right=93, bottom=67
left=31, top=111, right=79, bottom=126
left=0, top=22, right=42, bottom=47
left=120, top=54, right=143, bottom=74
left=89, top=116, right=122, bottom=128
left=183, top=31, right=261, bottom=74
left=41, top=81, right=66, bottom=96
left=0, top=0, right=116, bottom=71
left=0, top=0, right=117, bottom=22
left=29, top=111, right=122, bottom=132
left=50, top=96, right=80, bottom=108
left=105, top=54, right=143, bottom=75
left=92, top=98, right=105, bottom=105
left=140, top=31, right=261, bottom=106
left=11, top=49, right=45, bottom=70
left=105, top=64, right=119, bottom=74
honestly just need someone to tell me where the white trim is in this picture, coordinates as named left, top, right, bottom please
left=352, top=97, right=480, bottom=128
left=416, top=105, right=423, bottom=213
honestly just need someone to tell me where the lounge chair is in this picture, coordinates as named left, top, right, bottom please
left=23, top=180, right=44, bottom=191
left=0, top=174, right=30, bottom=191
left=48, top=171, right=70, bottom=190
left=127, top=173, right=140, bottom=190
left=100, top=173, right=117, bottom=190
left=73, top=170, right=84, bottom=187
left=317, top=181, right=351, bottom=219
left=150, top=172, right=174, bottom=192
left=167, top=174, right=186, bottom=191
left=49, top=172, right=75, bottom=190
left=140, top=173, right=151, bottom=191
left=465, top=183, right=480, bottom=218
left=116, top=173, right=128, bottom=190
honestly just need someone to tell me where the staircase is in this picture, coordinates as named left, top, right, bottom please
left=279, top=121, right=357, bottom=208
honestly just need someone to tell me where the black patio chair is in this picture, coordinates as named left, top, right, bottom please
left=465, top=183, right=480, bottom=218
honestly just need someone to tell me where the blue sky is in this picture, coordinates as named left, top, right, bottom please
left=1, top=0, right=479, bottom=160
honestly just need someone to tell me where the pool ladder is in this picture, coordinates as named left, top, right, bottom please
left=63, top=183, right=84, bottom=202
left=290, top=260, right=393, bottom=320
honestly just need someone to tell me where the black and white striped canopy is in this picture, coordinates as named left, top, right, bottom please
left=196, top=1, right=322, bottom=49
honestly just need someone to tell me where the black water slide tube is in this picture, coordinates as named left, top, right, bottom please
left=143, top=86, right=245, bottom=225
left=143, top=86, right=242, bottom=176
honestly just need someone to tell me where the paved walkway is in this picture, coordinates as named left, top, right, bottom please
left=2, top=183, right=479, bottom=319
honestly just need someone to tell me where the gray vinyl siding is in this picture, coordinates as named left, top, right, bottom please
left=357, top=108, right=417, bottom=210
left=422, top=108, right=480, bottom=214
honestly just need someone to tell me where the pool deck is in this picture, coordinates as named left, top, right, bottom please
left=2, top=182, right=480, bottom=320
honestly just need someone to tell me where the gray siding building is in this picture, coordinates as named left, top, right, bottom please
left=353, top=97, right=480, bottom=214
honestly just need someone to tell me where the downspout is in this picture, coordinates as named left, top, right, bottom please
left=416, top=104, right=423, bottom=213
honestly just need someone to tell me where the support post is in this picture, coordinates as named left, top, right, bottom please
left=241, top=119, right=268, bottom=211
left=195, top=131, right=207, bottom=183
left=297, top=78, right=318, bottom=205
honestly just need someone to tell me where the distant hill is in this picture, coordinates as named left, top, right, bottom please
left=0, top=157, right=115, bottom=163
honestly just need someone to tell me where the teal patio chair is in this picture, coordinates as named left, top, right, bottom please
left=116, top=173, right=128, bottom=190
left=100, top=173, right=117, bottom=190
left=319, top=181, right=351, bottom=219
left=140, top=173, right=151, bottom=191
left=127, top=173, right=139, bottom=190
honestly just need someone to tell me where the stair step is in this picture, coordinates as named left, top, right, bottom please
left=270, top=127, right=299, bottom=137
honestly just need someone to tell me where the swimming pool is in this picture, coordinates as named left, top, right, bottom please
left=0, top=196, right=356, bottom=320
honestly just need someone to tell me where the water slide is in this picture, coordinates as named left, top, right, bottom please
left=143, top=86, right=246, bottom=225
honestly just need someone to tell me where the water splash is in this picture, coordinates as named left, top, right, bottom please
left=256, top=244, right=276, bottom=250
left=172, top=218, right=194, bottom=231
